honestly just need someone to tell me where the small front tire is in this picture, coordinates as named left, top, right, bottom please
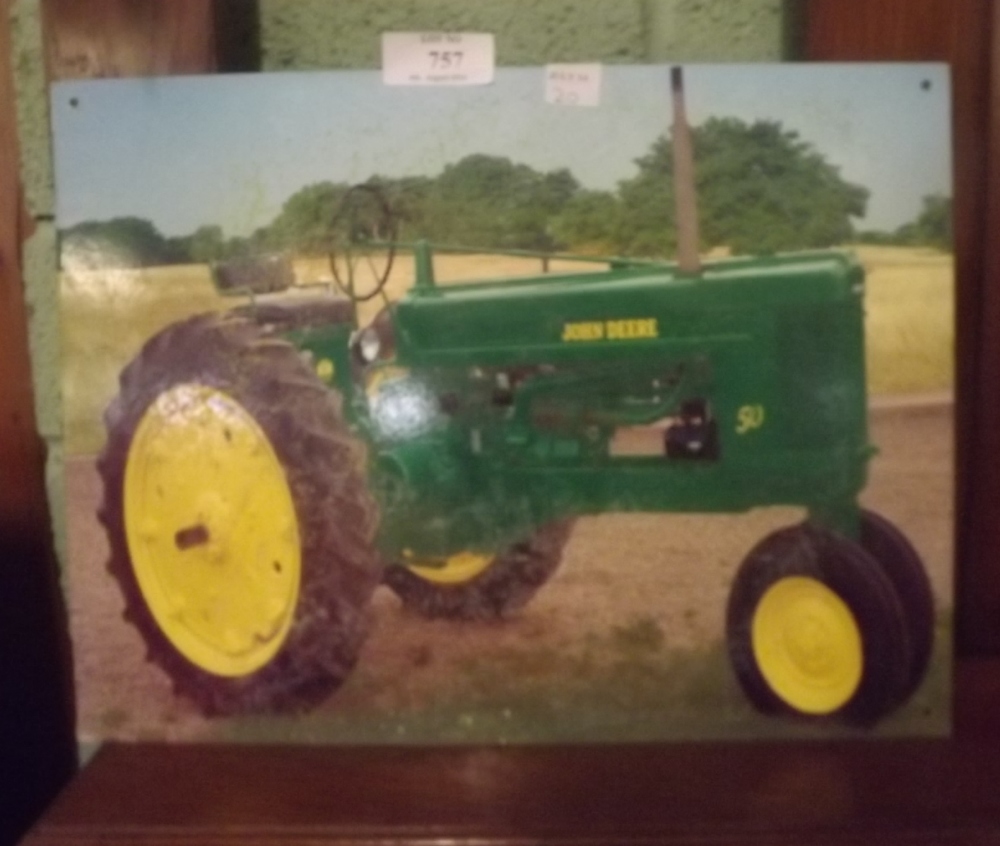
left=859, top=509, right=935, bottom=706
left=726, top=522, right=910, bottom=727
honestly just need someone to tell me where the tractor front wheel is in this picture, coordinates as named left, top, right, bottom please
left=726, top=522, right=911, bottom=727
left=859, top=509, right=935, bottom=706
left=383, top=521, right=573, bottom=620
left=98, top=313, right=381, bottom=715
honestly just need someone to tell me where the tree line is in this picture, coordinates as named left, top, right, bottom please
left=60, top=116, right=952, bottom=269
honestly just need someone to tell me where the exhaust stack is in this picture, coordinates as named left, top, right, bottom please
left=671, top=66, right=701, bottom=275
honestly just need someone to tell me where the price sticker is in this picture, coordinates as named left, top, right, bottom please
left=382, top=32, right=495, bottom=86
left=545, top=63, right=602, bottom=107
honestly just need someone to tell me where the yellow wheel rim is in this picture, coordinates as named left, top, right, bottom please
left=405, top=551, right=494, bottom=585
left=124, top=384, right=301, bottom=677
left=751, top=576, right=863, bottom=714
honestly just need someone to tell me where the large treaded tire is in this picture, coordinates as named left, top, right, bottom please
left=726, top=522, right=911, bottom=727
left=383, top=521, right=573, bottom=620
left=98, top=312, right=381, bottom=716
left=859, top=509, right=935, bottom=707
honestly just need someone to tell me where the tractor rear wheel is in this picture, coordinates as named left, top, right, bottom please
left=726, top=522, right=911, bottom=727
left=98, top=312, right=381, bottom=715
left=383, top=521, right=573, bottom=620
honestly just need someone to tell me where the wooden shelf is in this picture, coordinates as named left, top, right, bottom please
left=21, top=658, right=1000, bottom=845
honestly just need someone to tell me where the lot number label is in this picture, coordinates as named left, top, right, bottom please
left=382, top=33, right=495, bottom=86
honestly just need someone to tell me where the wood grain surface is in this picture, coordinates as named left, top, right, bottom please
left=21, top=658, right=1000, bottom=845
left=41, top=0, right=216, bottom=79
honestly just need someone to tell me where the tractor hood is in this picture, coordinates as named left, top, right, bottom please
left=392, top=250, right=863, bottom=368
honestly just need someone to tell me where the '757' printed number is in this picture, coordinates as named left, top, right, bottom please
left=428, top=50, right=463, bottom=69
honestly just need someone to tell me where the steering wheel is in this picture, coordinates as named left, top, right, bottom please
left=328, top=183, right=398, bottom=303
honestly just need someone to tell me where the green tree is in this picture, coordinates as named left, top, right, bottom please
left=853, top=229, right=897, bottom=246
left=60, top=217, right=176, bottom=268
left=186, top=224, right=228, bottom=263
left=223, top=235, right=253, bottom=258
left=616, top=118, right=869, bottom=257
left=369, top=175, right=435, bottom=241
left=263, top=181, right=350, bottom=253
left=425, top=155, right=580, bottom=250
left=895, top=194, right=952, bottom=250
left=550, top=190, right=622, bottom=253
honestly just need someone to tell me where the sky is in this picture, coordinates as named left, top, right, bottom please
left=51, top=63, right=951, bottom=239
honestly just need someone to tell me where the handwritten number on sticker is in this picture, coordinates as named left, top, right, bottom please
left=544, top=64, right=602, bottom=107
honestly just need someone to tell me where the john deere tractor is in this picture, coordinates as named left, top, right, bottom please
left=97, top=69, right=934, bottom=725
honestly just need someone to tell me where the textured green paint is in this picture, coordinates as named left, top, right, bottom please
left=22, top=221, right=60, bottom=439
left=10, top=0, right=58, bottom=440
left=10, top=0, right=51, bottom=218
left=44, top=439, right=67, bottom=570
left=260, top=0, right=785, bottom=68
left=10, top=0, right=66, bottom=573
left=24, top=222, right=67, bottom=570
left=648, top=0, right=784, bottom=62
left=260, top=0, right=649, bottom=69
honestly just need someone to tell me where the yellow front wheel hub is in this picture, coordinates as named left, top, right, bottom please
left=751, top=576, right=863, bottom=715
left=405, top=550, right=494, bottom=585
left=124, top=384, right=301, bottom=677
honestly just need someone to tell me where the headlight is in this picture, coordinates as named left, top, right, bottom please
left=369, top=374, right=438, bottom=440
left=356, top=326, right=381, bottom=363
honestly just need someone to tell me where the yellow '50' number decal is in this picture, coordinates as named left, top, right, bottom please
left=736, top=404, right=765, bottom=434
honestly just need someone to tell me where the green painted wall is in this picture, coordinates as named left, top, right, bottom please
left=259, top=0, right=784, bottom=69
left=261, top=1, right=649, bottom=68
left=9, top=0, right=785, bottom=560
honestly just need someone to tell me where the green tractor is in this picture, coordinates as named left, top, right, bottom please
left=97, top=69, right=934, bottom=726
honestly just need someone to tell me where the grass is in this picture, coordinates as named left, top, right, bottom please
left=60, top=246, right=954, bottom=455
left=209, top=611, right=952, bottom=745
left=213, top=629, right=744, bottom=745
